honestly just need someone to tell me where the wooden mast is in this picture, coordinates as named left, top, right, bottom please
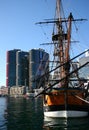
left=55, top=0, right=65, bottom=87
left=66, top=13, right=73, bottom=62
left=64, top=13, right=73, bottom=88
left=56, top=0, right=73, bottom=88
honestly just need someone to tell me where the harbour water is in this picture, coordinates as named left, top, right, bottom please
left=0, top=97, right=89, bottom=130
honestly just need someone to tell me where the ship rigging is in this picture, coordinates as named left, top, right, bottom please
left=35, top=0, right=89, bottom=118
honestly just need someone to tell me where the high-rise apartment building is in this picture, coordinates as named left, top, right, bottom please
left=16, top=51, right=29, bottom=86
left=6, top=48, right=49, bottom=90
left=6, top=49, right=29, bottom=87
left=6, top=49, right=20, bottom=87
left=29, top=49, right=49, bottom=90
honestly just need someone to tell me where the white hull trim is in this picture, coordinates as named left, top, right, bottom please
left=44, top=110, right=88, bottom=118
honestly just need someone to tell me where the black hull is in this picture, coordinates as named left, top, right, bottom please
left=44, top=104, right=89, bottom=112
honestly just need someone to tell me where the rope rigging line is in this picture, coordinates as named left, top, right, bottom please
left=72, top=94, right=89, bottom=104
left=33, top=49, right=89, bottom=84
left=34, top=61, right=89, bottom=98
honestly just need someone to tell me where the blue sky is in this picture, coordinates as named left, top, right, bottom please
left=0, top=0, right=89, bottom=86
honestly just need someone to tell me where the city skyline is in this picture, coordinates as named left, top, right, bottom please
left=6, top=48, right=49, bottom=89
left=6, top=49, right=29, bottom=87
left=0, top=0, right=89, bottom=86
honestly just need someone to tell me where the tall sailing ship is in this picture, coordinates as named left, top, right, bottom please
left=35, top=0, right=89, bottom=118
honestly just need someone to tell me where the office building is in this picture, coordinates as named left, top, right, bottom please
left=29, top=49, right=49, bottom=90
left=6, top=49, right=20, bottom=87
left=16, top=51, right=29, bottom=86
left=6, top=49, right=29, bottom=87
left=6, top=48, right=49, bottom=91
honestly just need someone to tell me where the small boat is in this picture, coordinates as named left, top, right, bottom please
left=35, top=0, right=89, bottom=118
left=34, top=88, right=44, bottom=97
left=26, top=92, right=34, bottom=97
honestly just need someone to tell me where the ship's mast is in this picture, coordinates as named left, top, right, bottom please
left=35, top=0, right=87, bottom=89
left=64, top=13, right=73, bottom=88
left=55, top=0, right=86, bottom=88
left=53, top=0, right=73, bottom=87
left=57, top=0, right=64, bottom=82
left=34, top=0, right=88, bottom=98
left=53, top=0, right=67, bottom=87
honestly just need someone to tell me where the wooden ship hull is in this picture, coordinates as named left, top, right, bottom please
left=44, top=88, right=89, bottom=118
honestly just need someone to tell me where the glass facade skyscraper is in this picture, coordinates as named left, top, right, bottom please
left=6, top=49, right=29, bottom=87
left=6, top=48, right=49, bottom=90
left=29, top=49, right=49, bottom=90
left=6, top=49, right=20, bottom=87
left=16, top=51, right=29, bottom=86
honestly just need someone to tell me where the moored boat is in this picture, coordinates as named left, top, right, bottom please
left=35, top=0, right=89, bottom=118
left=44, top=87, right=89, bottom=118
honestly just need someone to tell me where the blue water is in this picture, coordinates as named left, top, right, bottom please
left=0, top=97, right=89, bottom=130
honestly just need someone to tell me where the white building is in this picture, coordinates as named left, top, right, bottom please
left=79, top=51, right=89, bottom=79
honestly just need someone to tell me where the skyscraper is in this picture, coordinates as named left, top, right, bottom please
left=16, top=51, right=29, bottom=86
left=6, top=48, right=49, bottom=90
left=6, top=49, right=20, bottom=87
left=29, top=48, right=49, bottom=90
left=6, top=49, right=29, bottom=87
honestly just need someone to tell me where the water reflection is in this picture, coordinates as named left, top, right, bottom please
left=6, top=97, right=44, bottom=130
left=43, top=116, right=89, bottom=130
left=0, top=97, right=7, bottom=130
left=0, top=97, right=89, bottom=130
